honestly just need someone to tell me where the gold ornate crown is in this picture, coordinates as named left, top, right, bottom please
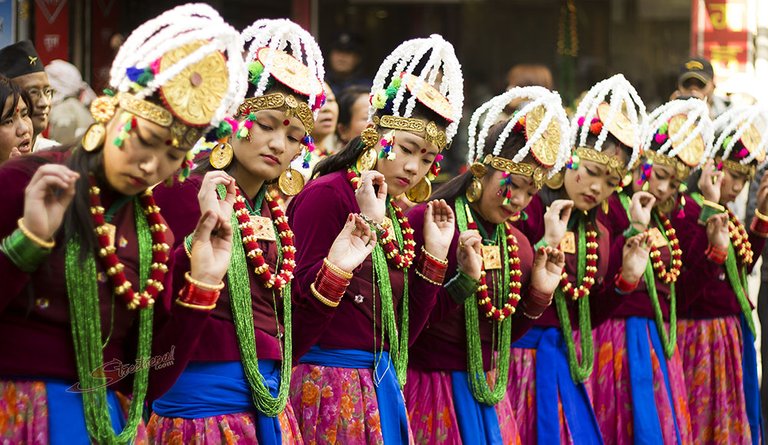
left=478, top=154, right=548, bottom=189
left=717, top=156, right=756, bottom=179
left=597, top=102, right=636, bottom=148
left=643, top=150, right=690, bottom=181
left=237, top=93, right=315, bottom=133
left=525, top=105, right=562, bottom=168
left=373, top=114, right=448, bottom=151
left=739, top=124, right=766, bottom=164
left=575, top=147, right=629, bottom=178
left=667, top=114, right=705, bottom=168
left=402, top=73, right=455, bottom=122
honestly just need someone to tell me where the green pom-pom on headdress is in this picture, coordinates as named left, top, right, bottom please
left=248, top=61, right=265, bottom=85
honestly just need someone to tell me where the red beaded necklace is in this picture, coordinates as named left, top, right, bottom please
left=560, top=223, right=599, bottom=300
left=727, top=209, right=753, bottom=266
left=648, top=214, right=682, bottom=284
left=233, top=189, right=296, bottom=290
left=88, top=178, right=169, bottom=309
left=466, top=212, right=522, bottom=321
left=346, top=168, right=416, bottom=269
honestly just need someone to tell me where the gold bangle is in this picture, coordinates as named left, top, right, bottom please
left=17, top=218, right=55, bottom=249
left=184, top=271, right=225, bottom=291
left=756, top=209, right=768, bottom=223
left=175, top=298, right=216, bottom=311
left=415, top=268, right=444, bottom=286
left=702, top=200, right=725, bottom=212
left=323, top=258, right=353, bottom=280
left=310, top=282, right=341, bottom=307
left=421, top=246, right=448, bottom=265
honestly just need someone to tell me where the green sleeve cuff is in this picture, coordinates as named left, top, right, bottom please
left=534, top=238, right=548, bottom=250
left=0, top=228, right=52, bottom=273
left=445, top=269, right=480, bottom=304
left=623, top=225, right=642, bottom=239
left=698, top=202, right=725, bottom=225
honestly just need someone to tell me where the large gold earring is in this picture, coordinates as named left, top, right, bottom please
left=278, top=167, right=305, bottom=196
left=406, top=177, right=432, bottom=203
left=546, top=171, right=565, bottom=189
left=602, top=200, right=609, bottom=214
left=81, top=95, right=118, bottom=152
left=657, top=196, right=674, bottom=214
left=466, top=177, right=483, bottom=203
left=210, top=142, right=233, bottom=169
left=356, top=127, right=379, bottom=172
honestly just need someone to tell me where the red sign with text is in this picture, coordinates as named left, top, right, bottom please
left=34, top=0, right=69, bottom=63
left=691, top=0, right=749, bottom=68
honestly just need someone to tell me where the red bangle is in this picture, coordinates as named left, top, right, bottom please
left=177, top=284, right=220, bottom=309
left=751, top=217, right=768, bottom=238
left=705, top=244, right=728, bottom=264
left=416, top=247, right=448, bottom=285
left=522, top=287, right=553, bottom=318
left=313, top=260, right=351, bottom=305
left=615, top=270, right=640, bottom=294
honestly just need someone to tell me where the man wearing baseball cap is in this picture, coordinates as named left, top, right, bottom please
left=673, top=56, right=729, bottom=117
left=0, top=41, right=59, bottom=151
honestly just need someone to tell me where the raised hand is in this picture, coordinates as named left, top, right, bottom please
left=423, top=199, right=456, bottom=260
left=543, top=199, right=573, bottom=247
left=705, top=213, right=729, bottom=250
left=198, top=171, right=236, bottom=222
left=530, top=246, right=566, bottom=295
left=326, top=214, right=377, bottom=273
left=621, top=232, right=651, bottom=283
left=698, top=160, right=723, bottom=204
left=355, top=170, right=387, bottom=224
left=755, top=171, right=768, bottom=214
left=22, top=164, right=80, bottom=241
left=456, top=230, right=483, bottom=280
left=629, top=191, right=656, bottom=229
left=189, top=210, right=234, bottom=285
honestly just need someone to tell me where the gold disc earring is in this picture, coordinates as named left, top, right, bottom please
left=406, top=177, right=432, bottom=203
left=278, top=167, right=305, bottom=196
left=466, top=177, right=483, bottom=203
left=210, top=142, right=234, bottom=169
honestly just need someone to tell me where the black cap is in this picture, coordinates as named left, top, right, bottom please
left=330, top=32, right=363, bottom=54
left=0, top=41, right=45, bottom=79
left=678, top=56, right=714, bottom=85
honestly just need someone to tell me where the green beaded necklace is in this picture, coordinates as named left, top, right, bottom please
left=220, top=185, right=293, bottom=416
left=618, top=192, right=678, bottom=358
left=690, top=192, right=756, bottom=336
left=554, top=215, right=595, bottom=383
left=456, top=197, right=512, bottom=405
left=371, top=202, right=410, bottom=387
left=64, top=198, right=152, bottom=444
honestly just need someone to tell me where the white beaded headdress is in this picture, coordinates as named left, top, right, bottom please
left=640, top=98, right=713, bottom=168
left=109, top=3, right=247, bottom=127
left=466, top=86, right=571, bottom=178
left=710, top=104, right=768, bottom=167
left=241, top=18, right=326, bottom=116
left=368, top=34, right=464, bottom=144
left=570, top=73, right=646, bottom=169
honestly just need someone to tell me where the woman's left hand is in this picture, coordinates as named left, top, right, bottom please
left=530, top=246, right=566, bottom=295
left=755, top=171, right=768, bottom=214
left=422, top=199, right=455, bottom=261
left=621, top=232, right=651, bottom=284
left=189, top=210, right=234, bottom=285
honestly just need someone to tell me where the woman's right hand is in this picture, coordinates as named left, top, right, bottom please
left=22, top=164, right=80, bottom=241
left=698, top=160, right=723, bottom=204
left=355, top=170, right=388, bottom=224
left=197, top=171, right=236, bottom=222
left=705, top=212, right=729, bottom=250
left=456, top=230, right=483, bottom=280
left=543, top=199, right=573, bottom=247
left=326, top=214, right=377, bottom=273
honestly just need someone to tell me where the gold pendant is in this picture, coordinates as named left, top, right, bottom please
left=210, top=142, right=234, bottom=169
left=356, top=147, right=377, bottom=172
left=481, top=245, right=502, bottom=270
left=250, top=215, right=276, bottom=241
left=647, top=227, right=667, bottom=248
left=559, top=231, right=576, bottom=254
left=104, top=223, right=117, bottom=247
left=278, top=168, right=305, bottom=196
left=82, top=123, right=106, bottom=152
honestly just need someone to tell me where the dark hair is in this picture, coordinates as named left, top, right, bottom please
left=431, top=120, right=528, bottom=202
left=336, top=85, right=369, bottom=128
left=0, top=75, right=31, bottom=122
left=312, top=101, right=450, bottom=179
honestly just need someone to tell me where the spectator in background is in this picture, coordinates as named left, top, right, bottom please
left=503, top=63, right=554, bottom=117
left=0, top=75, right=33, bottom=162
left=0, top=41, right=58, bottom=151
left=45, top=60, right=95, bottom=146
left=312, top=82, right=340, bottom=156
left=673, top=56, right=729, bottom=118
left=335, top=84, right=369, bottom=147
left=326, top=32, right=370, bottom=97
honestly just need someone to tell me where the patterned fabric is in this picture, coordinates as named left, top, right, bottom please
left=507, top=348, right=573, bottom=445
left=404, top=368, right=520, bottom=445
left=587, top=318, right=692, bottom=444
left=290, top=363, right=415, bottom=445
left=146, top=404, right=302, bottom=444
left=0, top=380, right=148, bottom=444
left=677, top=316, right=752, bottom=444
